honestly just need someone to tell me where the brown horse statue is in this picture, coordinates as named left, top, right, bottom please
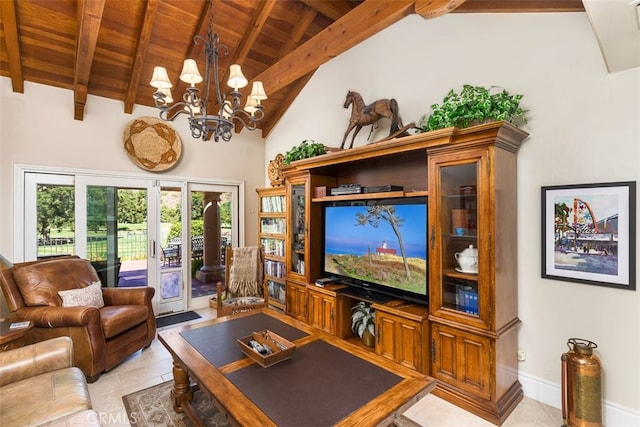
left=340, top=90, right=403, bottom=149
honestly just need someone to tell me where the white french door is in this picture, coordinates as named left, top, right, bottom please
left=23, top=173, right=75, bottom=259
left=155, top=180, right=188, bottom=315
left=20, top=169, right=243, bottom=314
left=23, top=173, right=182, bottom=315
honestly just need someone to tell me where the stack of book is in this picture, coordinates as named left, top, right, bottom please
left=456, top=286, right=478, bottom=315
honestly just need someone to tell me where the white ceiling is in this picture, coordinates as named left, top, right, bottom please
left=582, top=0, right=640, bottom=73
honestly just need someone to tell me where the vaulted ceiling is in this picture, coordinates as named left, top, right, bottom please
left=0, top=0, right=585, bottom=138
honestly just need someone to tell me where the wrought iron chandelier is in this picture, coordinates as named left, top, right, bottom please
left=149, top=0, right=267, bottom=142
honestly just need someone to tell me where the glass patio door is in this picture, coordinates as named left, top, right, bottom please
left=21, top=170, right=241, bottom=313
left=156, top=181, right=188, bottom=315
left=23, top=173, right=76, bottom=261
left=23, top=173, right=172, bottom=314
left=75, top=176, right=156, bottom=291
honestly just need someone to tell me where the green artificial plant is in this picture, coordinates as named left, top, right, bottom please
left=420, top=84, right=528, bottom=132
left=351, top=301, right=375, bottom=339
left=283, top=140, right=327, bottom=165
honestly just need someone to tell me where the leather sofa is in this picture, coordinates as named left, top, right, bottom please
left=0, top=256, right=156, bottom=382
left=0, top=336, right=101, bottom=426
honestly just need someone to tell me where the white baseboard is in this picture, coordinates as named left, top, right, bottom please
left=519, top=371, right=640, bottom=426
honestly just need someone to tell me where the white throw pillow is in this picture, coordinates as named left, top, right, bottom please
left=58, top=281, right=105, bottom=308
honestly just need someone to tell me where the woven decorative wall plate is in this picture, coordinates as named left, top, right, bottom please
left=123, top=117, right=182, bottom=172
left=268, top=153, right=285, bottom=187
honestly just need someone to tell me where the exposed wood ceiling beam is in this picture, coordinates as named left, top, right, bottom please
left=415, top=0, right=466, bottom=18
left=279, top=5, right=318, bottom=57
left=74, top=0, right=105, bottom=121
left=453, top=0, right=584, bottom=13
left=255, top=0, right=415, bottom=97
left=124, top=0, right=159, bottom=114
left=0, top=0, right=24, bottom=93
left=300, top=0, right=355, bottom=21
left=234, top=0, right=276, bottom=64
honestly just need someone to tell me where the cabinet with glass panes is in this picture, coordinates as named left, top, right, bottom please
left=282, top=168, right=335, bottom=320
left=257, top=187, right=287, bottom=311
left=427, top=124, right=528, bottom=424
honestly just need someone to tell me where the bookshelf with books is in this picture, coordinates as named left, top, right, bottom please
left=257, top=187, right=287, bottom=311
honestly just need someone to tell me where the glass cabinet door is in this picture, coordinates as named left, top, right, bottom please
left=289, top=184, right=306, bottom=277
left=437, top=162, right=480, bottom=316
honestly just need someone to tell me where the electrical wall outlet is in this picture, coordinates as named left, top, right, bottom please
left=517, top=349, right=526, bottom=361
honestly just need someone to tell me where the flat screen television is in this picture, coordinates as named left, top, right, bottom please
left=321, top=197, right=428, bottom=305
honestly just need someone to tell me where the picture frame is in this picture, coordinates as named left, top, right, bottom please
left=541, top=181, right=636, bottom=290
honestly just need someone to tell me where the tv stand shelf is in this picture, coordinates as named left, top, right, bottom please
left=317, top=282, right=430, bottom=374
left=312, top=190, right=402, bottom=203
left=311, top=190, right=429, bottom=203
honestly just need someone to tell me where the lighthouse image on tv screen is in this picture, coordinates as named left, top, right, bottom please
left=322, top=198, right=428, bottom=301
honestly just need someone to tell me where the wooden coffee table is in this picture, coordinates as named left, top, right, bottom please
left=158, top=308, right=435, bottom=427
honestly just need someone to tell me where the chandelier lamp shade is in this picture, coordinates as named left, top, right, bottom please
left=149, top=1, right=266, bottom=142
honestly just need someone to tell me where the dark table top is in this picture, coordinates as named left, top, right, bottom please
left=159, top=309, right=435, bottom=427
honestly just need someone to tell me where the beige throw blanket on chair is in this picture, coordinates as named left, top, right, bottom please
left=229, top=246, right=262, bottom=297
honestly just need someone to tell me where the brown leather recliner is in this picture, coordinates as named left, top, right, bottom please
left=0, top=256, right=156, bottom=382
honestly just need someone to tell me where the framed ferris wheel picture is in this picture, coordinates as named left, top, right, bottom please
left=541, top=181, right=636, bottom=290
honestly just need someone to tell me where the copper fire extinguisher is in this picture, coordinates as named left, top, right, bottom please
left=561, top=338, right=602, bottom=427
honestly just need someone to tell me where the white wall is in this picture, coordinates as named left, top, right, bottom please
left=265, top=12, right=640, bottom=424
left=0, top=81, right=265, bottom=300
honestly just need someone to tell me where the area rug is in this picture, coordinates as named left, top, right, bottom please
left=122, top=381, right=230, bottom=427
left=156, top=311, right=201, bottom=328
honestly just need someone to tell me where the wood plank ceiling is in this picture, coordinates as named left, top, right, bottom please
left=0, top=0, right=584, bottom=139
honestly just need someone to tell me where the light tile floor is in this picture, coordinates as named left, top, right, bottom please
left=88, top=307, right=562, bottom=427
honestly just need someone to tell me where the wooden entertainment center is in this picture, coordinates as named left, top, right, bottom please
left=261, top=121, right=528, bottom=425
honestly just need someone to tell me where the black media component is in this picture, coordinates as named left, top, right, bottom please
left=330, top=184, right=363, bottom=195
left=362, top=185, right=404, bottom=193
